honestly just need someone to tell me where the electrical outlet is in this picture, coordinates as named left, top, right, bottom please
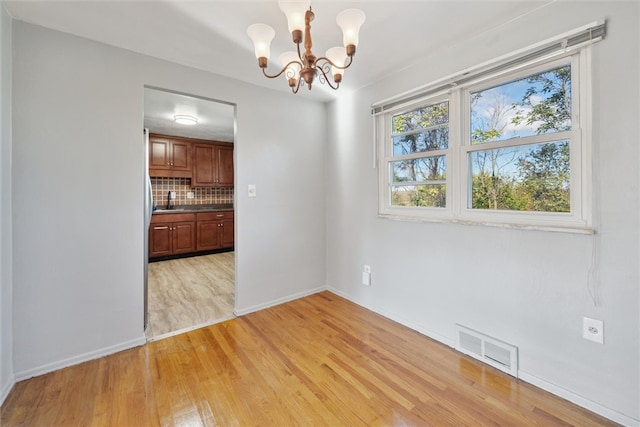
left=248, top=184, right=256, bottom=198
left=583, top=317, right=604, bottom=344
left=170, top=191, right=176, bottom=198
left=186, top=191, right=194, bottom=199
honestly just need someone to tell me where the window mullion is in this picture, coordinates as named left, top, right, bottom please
left=449, top=88, right=462, bottom=216
left=391, top=180, right=447, bottom=186
left=462, top=131, right=574, bottom=154
left=392, top=123, right=449, bottom=139
left=378, top=115, right=390, bottom=214
left=454, top=86, right=470, bottom=216
left=390, top=149, right=448, bottom=161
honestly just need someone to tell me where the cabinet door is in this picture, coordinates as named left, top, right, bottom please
left=171, top=140, right=191, bottom=171
left=173, top=222, right=196, bottom=254
left=192, top=144, right=216, bottom=187
left=149, top=224, right=172, bottom=257
left=196, top=220, right=221, bottom=251
left=149, top=138, right=171, bottom=170
left=220, top=219, right=235, bottom=248
left=216, top=145, right=234, bottom=186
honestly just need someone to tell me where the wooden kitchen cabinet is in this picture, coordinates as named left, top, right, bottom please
left=149, top=134, right=192, bottom=178
left=196, top=211, right=234, bottom=251
left=192, top=143, right=234, bottom=187
left=149, top=213, right=196, bottom=258
left=216, top=144, right=234, bottom=186
left=148, top=134, right=233, bottom=185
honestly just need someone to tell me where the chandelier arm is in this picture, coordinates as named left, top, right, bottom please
left=291, top=77, right=303, bottom=94
left=317, top=67, right=327, bottom=85
left=262, top=60, right=304, bottom=79
left=314, top=55, right=354, bottom=71
left=317, top=65, right=340, bottom=90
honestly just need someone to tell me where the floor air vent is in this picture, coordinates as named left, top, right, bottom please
left=455, top=324, right=518, bottom=377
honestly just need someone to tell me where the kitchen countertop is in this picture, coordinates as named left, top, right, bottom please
left=152, top=204, right=234, bottom=214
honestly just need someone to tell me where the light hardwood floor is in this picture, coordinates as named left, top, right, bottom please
left=146, top=252, right=235, bottom=339
left=1, top=291, right=617, bottom=426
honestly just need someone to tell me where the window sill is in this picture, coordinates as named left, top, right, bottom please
left=378, top=213, right=594, bottom=235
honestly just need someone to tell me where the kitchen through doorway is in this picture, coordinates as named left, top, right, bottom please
left=143, top=86, right=236, bottom=340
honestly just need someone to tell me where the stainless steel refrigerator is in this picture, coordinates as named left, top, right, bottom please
left=143, top=128, right=152, bottom=331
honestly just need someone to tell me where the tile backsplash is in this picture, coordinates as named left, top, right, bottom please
left=151, top=177, right=234, bottom=207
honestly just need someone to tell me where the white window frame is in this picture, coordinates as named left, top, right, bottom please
left=379, top=92, right=454, bottom=220
left=377, top=48, right=593, bottom=233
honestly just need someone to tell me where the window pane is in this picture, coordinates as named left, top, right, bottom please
left=392, top=156, right=446, bottom=183
left=392, top=101, right=449, bottom=155
left=392, top=128, right=448, bottom=155
left=469, top=140, right=570, bottom=212
left=393, top=101, right=449, bottom=132
left=470, top=66, right=571, bottom=145
left=391, top=184, right=446, bottom=208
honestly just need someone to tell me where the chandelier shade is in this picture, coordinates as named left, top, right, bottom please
left=247, top=23, right=275, bottom=60
left=247, top=2, right=365, bottom=93
left=325, top=46, right=347, bottom=82
left=279, top=50, right=302, bottom=86
left=278, top=0, right=311, bottom=34
left=336, top=9, right=366, bottom=47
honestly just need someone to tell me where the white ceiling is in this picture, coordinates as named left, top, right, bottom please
left=4, top=0, right=553, bottom=138
left=144, top=87, right=235, bottom=141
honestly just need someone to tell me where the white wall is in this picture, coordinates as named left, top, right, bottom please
left=0, top=1, right=14, bottom=405
left=326, top=1, right=639, bottom=424
left=11, top=21, right=326, bottom=377
left=7, top=2, right=638, bottom=423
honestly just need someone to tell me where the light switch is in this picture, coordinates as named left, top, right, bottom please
left=248, top=184, right=256, bottom=198
left=362, top=271, right=371, bottom=286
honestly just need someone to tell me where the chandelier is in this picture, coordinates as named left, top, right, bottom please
left=247, top=1, right=365, bottom=93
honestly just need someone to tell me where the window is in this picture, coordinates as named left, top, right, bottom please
left=377, top=50, right=592, bottom=232
left=389, top=99, right=449, bottom=208
left=466, top=62, right=574, bottom=214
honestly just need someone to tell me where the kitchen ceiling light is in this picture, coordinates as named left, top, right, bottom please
left=174, top=115, right=198, bottom=125
left=247, top=1, right=365, bottom=94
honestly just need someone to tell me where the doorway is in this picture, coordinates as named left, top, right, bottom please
left=143, top=86, right=236, bottom=340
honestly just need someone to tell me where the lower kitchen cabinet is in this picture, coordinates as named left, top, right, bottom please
left=196, top=211, right=234, bottom=251
left=149, top=211, right=234, bottom=259
left=149, top=213, right=196, bottom=258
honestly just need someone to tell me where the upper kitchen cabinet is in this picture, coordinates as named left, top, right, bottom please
left=193, top=142, right=234, bottom=187
left=149, top=134, right=192, bottom=178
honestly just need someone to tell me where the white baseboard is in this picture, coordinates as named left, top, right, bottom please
left=14, top=336, right=147, bottom=382
left=1, top=375, right=15, bottom=406
left=518, top=371, right=639, bottom=427
left=234, top=286, right=326, bottom=317
left=327, top=286, right=455, bottom=348
left=326, top=286, right=638, bottom=426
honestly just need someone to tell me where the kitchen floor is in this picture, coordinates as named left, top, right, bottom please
left=146, top=251, right=235, bottom=340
